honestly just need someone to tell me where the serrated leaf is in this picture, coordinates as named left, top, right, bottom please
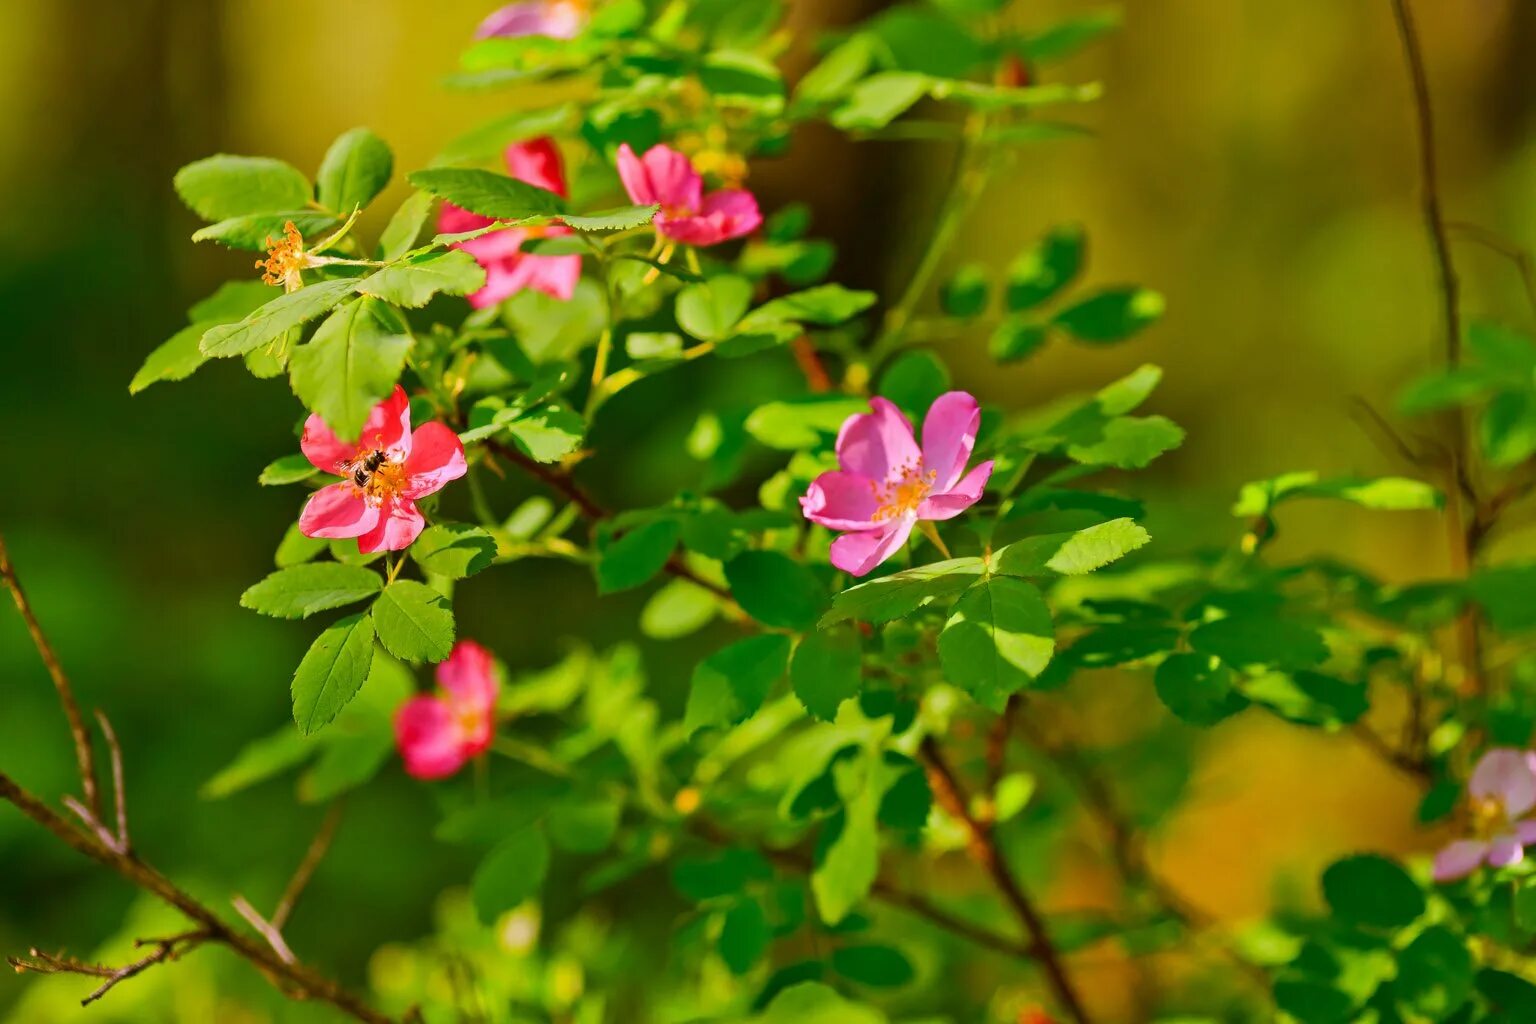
left=938, top=576, right=1055, bottom=709
left=241, top=563, right=383, bottom=619
left=200, top=278, right=358, bottom=358
left=505, top=404, right=584, bottom=462
left=684, top=634, right=791, bottom=735
left=596, top=519, right=681, bottom=594
left=289, top=297, right=412, bottom=440
left=357, top=250, right=487, bottom=308
left=822, top=557, right=986, bottom=626
left=409, top=167, right=565, bottom=219
left=131, top=323, right=211, bottom=394
left=291, top=612, right=376, bottom=735
left=725, top=550, right=827, bottom=630
left=562, top=204, right=658, bottom=231
left=791, top=630, right=862, bottom=721
left=994, top=519, right=1150, bottom=577
left=191, top=211, right=340, bottom=251
left=1065, top=415, right=1184, bottom=469
left=740, top=284, right=877, bottom=329
left=316, top=127, right=392, bottom=214
left=377, top=191, right=434, bottom=261
left=174, top=155, right=311, bottom=221
left=372, top=580, right=456, bottom=662
left=411, top=523, right=497, bottom=579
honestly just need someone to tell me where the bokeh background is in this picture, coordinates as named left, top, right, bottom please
left=2, top=0, right=1534, bottom=1019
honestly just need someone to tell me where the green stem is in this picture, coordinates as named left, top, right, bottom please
left=584, top=248, right=620, bottom=419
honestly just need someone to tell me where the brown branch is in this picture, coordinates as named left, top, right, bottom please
left=96, top=711, right=130, bottom=855
left=9, top=932, right=208, bottom=1006
left=0, top=531, right=100, bottom=819
left=274, top=802, right=344, bottom=931
left=918, top=736, right=1092, bottom=1024
left=232, top=897, right=297, bottom=964
left=790, top=335, right=833, bottom=393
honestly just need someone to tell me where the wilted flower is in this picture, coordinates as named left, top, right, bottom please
left=395, top=640, right=500, bottom=779
left=1434, top=747, right=1536, bottom=881
left=439, top=138, right=582, bottom=307
left=800, top=392, right=993, bottom=577
left=298, top=387, right=467, bottom=553
left=616, top=143, right=761, bottom=247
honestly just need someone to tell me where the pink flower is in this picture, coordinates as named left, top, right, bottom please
left=298, top=387, right=467, bottom=553
left=800, top=392, right=994, bottom=577
left=475, top=0, right=584, bottom=39
left=395, top=640, right=501, bottom=780
left=1433, top=748, right=1536, bottom=881
left=438, top=138, right=582, bottom=308
left=615, top=143, right=762, bottom=247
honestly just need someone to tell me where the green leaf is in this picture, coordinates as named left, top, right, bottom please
left=1154, top=654, right=1246, bottom=726
left=831, top=945, right=914, bottom=988
left=626, top=331, right=684, bottom=360
left=131, top=323, right=210, bottom=394
left=200, top=727, right=314, bottom=799
left=174, top=155, right=311, bottom=220
left=1321, top=854, right=1424, bottom=929
left=378, top=191, right=434, bottom=260
left=822, top=557, right=986, bottom=626
left=1053, top=286, right=1164, bottom=343
left=793, top=34, right=876, bottom=108
left=673, top=849, right=773, bottom=902
left=1478, top=969, right=1536, bottom=1017
left=300, top=728, right=394, bottom=804
left=1065, top=415, right=1185, bottom=468
left=744, top=397, right=869, bottom=450
left=994, top=518, right=1150, bottom=577
left=684, top=634, right=792, bottom=735
left=259, top=453, right=318, bottom=486
left=1189, top=615, right=1328, bottom=671
left=640, top=578, right=719, bottom=639
left=740, top=284, right=877, bottom=328
left=1017, top=10, right=1123, bottom=63
left=408, top=167, right=565, bottom=219
left=1233, top=472, right=1443, bottom=516
left=719, top=899, right=771, bottom=975
left=677, top=275, right=753, bottom=341
left=878, top=350, right=950, bottom=416
left=372, top=580, right=456, bottom=663
left=989, top=317, right=1050, bottom=363
left=831, top=72, right=932, bottom=130
left=358, top=250, right=487, bottom=308
left=505, top=404, right=585, bottom=463
left=938, top=576, right=1055, bottom=710
left=596, top=519, right=681, bottom=594
left=1470, top=564, right=1536, bottom=631
left=548, top=795, right=621, bottom=853
left=868, top=6, right=985, bottom=77
left=791, top=630, right=862, bottom=721
left=753, top=983, right=887, bottom=1024
left=200, top=278, right=358, bottom=358
left=289, top=297, right=412, bottom=440
left=1243, top=671, right=1366, bottom=727
left=410, top=523, right=497, bottom=579
left=240, top=563, right=383, bottom=620
left=1393, top=925, right=1472, bottom=1019
left=1481, top=390, right=1536, bottom=466
left=1007, top=224, right=1085, bottom=309
left=813, top=753, right=889, bottom=925
left=562, top=204, right=658, bottom=231
left=472, top=828, right=551, bottom=923
left=940, top=263, right=989, bottom=318
left=276, top=524, right=328, bottom=568
left=726, top=550, right=827, bottom=630
left=190, top=211, right=339, bottom=251
left=316, top=127, right=393, bottom=214
left=291, top=612, right=376, bottom=735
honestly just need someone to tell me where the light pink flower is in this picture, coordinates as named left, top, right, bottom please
left=1433, top=748, right=1536, bottom=881
left=395, top=640, right=501, bottom=780
left=800, top=392, right=994, bottom=577
left=439, top=138, right=582, bottom=308
left=615, top=143, right=761, bottom=247
left=475, top=0, right=584, bottom=40
left=298, top=387, right=467, bottom=553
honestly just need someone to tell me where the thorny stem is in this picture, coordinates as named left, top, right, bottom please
left=918, top=735, right=1092, bottom=1024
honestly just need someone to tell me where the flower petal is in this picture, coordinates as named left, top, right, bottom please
left=404, top=423, right=468, bottom=498
left=300, top=414, right=355, bottom=473
left=921, top=391, right=983, bottom=492
left=394, top=696, right=468, bottom=780
left=1490, top=834, right=1525, bottom=869
left=1516, top=818, right=1536, bottom=845
left=299, top=484, right=380, bottom=539
left=438, top=639, right=499, bottom=712
left=616, top=143, right=701, bottom=212
left=800, top=470, right=880, bottom=531
left=475, top=0, right=581, bottom=39
left=505, top=137, right=567, bottom=197
left=437, top=201, right=494, bottom=237
left=1471, top=747, right=1536, bottom=817
left=918, top=460, right=995, bottom=521
left=835, top=397, right=921, bottom=483
left=350, top=385, right=412, bottom=454
left=829, top=520, right=915, bottom=577
left=657, top=189, right=761, bottom=246
left=358, top=502, right=425, bottom=553
left=1433, top=839, right=1489, bottom=882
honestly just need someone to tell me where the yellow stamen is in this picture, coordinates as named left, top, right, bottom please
left=871, top=460, right=937, bottom=522
left=256, top=221, right=312, bottom=293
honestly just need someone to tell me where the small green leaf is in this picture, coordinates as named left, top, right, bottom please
left=378, top=191, right=434, bottom=260
left=994, top=519, right=1150, bottom=577
left=372, top=580, right=456, bottom=663
left=358, top=250, right=487, bottom=308
left=744, top=397, right=869, bottom=450
left=878, top=350, right=950, bottom=416
left=821, top=557, right=986, bottom=626
left=684, top=634, right=792, bottom=735
left=1478, top=969, right=1536, bottom=1017
left=174, top=155, right=311, bottom=221
left=596, top=519, right=681, bottom=594
left=1065, top=415, right=1185, bottom=469
left=740, top=284, right=877, bottom=328
left=677, top=275, right=753, bottom=341
left=1189, top=615, right=1328, bottom=671
left=409, top=167, right=564, bottom=219
left=673, top=849, right=773, bottom=902
left=938, top=576, right=1055, bottom=710
left=241, top=563, right=383, bottom=619
left=291, top=612, right=376, bottom=735
left=725, top=550, right=828, bottom=630
left=813, top=753, right=889, bottom=925
left=719, top=899, right=771, bottom=975
left=505, top=404, right=585, bottom=463
left=940, top=263, right=989, bottom=318
left=548, top=795, right=621, bottom=853
left=831, top=945, right=915, bottom=988
left=410, top=523, right=497, bottom=579
left=472, top=828, right=551, bottom=923
left=989, top=317, right=1050, bottom=363
left=1053, top=286, right=1164, bottom=343
left=1007, top=224, right=1085, bottom=309
left=289, top=298, right=412, bottom=440
left=562, top=204, right=658, bottom=231
left=201, top=727, right=314, bottom=799
left=794, top=34, right=876, bottom=108
left=316, top=127, right=393, bottom=214
left=1154, top=653, right=1246, bottom=726
left=259, top=453, right=318, bottom=486
left=791, top=630, right=862, bottom=721
left=626, top=331, right=684, bottom=360
left=640, top=578, right=719, bottom=639
left=191, top=211, right=339, bottom=251
left=1321, top=854, right=1424, bottom=929
left=200, top=279, right=358, bottom=358
left=831, top=71, right=932, bottom=130
left=131, top=323, right=210, bottom=394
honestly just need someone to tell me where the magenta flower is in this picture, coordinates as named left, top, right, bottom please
left=439, top=138, right=582, bottom=308
left=475, top=0, right=584, bottom=39
left=616, top=143, right=762, bottom=247
left=800, top=392, right=994, bottom=577
left=395, top=640, right=500, bottom=780
left=1433, top=748, right=1536, bottom=881
left=298, top=387, right=467, bottom=553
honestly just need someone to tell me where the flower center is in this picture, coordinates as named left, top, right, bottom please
left=1471, top=795, right=1511, bottom=840
left=455, top=702, right=487, bottom=741
left=872, top=460, right=936, bottom=521
left=256, top=221, right=314, bottom=293
left=344, top=448, right=408, bottom=507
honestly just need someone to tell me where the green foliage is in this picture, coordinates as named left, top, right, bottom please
left=174, top=155, right=311, bottom=221
left=938, top=576, right=1055, bottom=709
left=371, top=580, right=456, bottom=663
left=316, top=127, right=393, bottom=214
left=289, top=298, right=413, bottom=439
left=240, top=563, right=383, bottom=619
left=290, top=612, right=375, bottom=735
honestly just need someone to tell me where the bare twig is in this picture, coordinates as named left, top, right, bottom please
left=274, top=802, right=344, bottom=931
left=8, top=931, right=208, bottom=1007
left=96, top=710, right=130, bottom=855
left=232, top=896, right=297, bottom=964
left=919, top=736, right=1091, bottom=1024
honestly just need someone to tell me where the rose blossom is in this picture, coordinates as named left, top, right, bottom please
left=475, top=0, right=585, bottom=40
left=395, top=640, right=500, bottom=780
left=616, top=143, right=761, bottom=247
left=1434, top=747, right=1536, bottom=881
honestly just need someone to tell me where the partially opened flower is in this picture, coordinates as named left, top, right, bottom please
left=475, top=0, right=585, bottom=39
left=616, top=143, right=761, bottom=247
left=298, top=387, right=467, bottom=553
left=800, top=392, right=993, bottom=577
left=439, top=138, right=582, bottom=308
left=395, top=640, right=501, bottom=780
left=1434, top=748, right=1536, bottom=881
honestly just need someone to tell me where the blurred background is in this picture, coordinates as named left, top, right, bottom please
left=2, top=0, right=1534, bottom=1020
